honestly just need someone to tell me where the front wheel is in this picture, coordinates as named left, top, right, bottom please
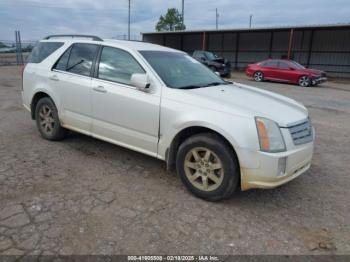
left=176, top=133, right=239, bottom=201
left=298, top=75, right=310, bottom=87
left=253, top=71, right=264, bottom=82
left=209, top=66, right=216, bottom=72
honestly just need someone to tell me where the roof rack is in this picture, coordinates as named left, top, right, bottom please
left=43, top=35, right=103, bottom=41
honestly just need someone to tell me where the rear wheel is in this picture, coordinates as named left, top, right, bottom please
left=253, top=71, right=264, bottom=82
left=298, top=75, right=310, bottom=87
left=35, top=97, right=66, bottom=141
left=176, top=133, right=239, bottom=201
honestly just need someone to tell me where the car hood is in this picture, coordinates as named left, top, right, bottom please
left=211, top=58, right=230, bottom=65
left=172, top=83, right=308, bottom=127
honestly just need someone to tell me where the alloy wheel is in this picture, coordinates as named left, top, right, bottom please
left=38, top=105, right=55, bottom=135
left=184, top=147, right=224, bottom=192
left=299, top=76, right=310, bottom=87
left=254, top=72, right=263, bottom=81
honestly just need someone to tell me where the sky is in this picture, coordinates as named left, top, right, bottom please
left=0, top=0, right=349, bottom=41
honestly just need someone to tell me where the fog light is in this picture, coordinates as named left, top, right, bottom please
left=277, top=157, right=287, bottom=177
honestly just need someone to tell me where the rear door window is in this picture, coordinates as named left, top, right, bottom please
left=262, top=60, right=278, bottom=68
left=278, top=61, right=290, bottom=69
left=193, top=51, right=205, bottom=60
left=27, top=42, right=64, bottom=63
left=54, top=46, right=72, bottom=71
left=66, top=43, right=99, bottom=77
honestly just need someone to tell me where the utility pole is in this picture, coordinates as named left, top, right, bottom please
left=128, top=0, right=131, bottom=40
left=249, top=14, right=253, bottom=28
left=181, top=0, right=185, bottom=28
left=216, top=8, right=219, bottom=30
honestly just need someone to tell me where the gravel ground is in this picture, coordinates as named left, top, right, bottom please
left=0, top=66, right=349, bottom=256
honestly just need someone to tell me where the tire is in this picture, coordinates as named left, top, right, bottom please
left=209, top=66, right=216, bottom=72
left=224, top=72, right=231, bottom=78
left=35, top=97, right=66, bottom=141
left=298, top=75, right=310, bottom=87
left=253, top=71, right=264, bottom=82
left=176, top=133, right=239, bottom=201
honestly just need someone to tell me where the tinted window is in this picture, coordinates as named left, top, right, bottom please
left=278, top=61, right=290, bottom=69
left=27, top=42, right=64, bottom=63
left=262, top=60, right=278, bottom=68
left=98, top=46, right=145, bottom=85
left=54, top=46, right=72, bottom=71
left=66, top=43, right=98, bottom=76
left=290, top=61, right=305, bottom=69
left=193, top=51, right=205, bottom=59
left=204, top=51, right=216, bottom=60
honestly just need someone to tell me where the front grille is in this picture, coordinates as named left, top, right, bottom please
left=288, top=119, right=313, bottom=145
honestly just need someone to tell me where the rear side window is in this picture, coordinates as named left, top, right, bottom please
left=262, top=60, right=278, bottom=68
left=65, top=43, right=99, bottom=76
left=27, top=42, right=64, bottom=63
left=54, top=46, right=72, bottom=71
left=278, top=61, right=290, bottom=69
left=193, top=51, right=205, bottom=60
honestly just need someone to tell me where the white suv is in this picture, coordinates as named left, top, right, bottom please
left=22, top=35, right=315, bottom=201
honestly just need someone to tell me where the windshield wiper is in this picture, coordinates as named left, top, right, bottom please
left=178, top=85, right=205, bottom=89
left=178, top=81, right=231, bottom=89
left=67, top=59, right=84, bottom=71
left=203, top=82, right=230, bottom=87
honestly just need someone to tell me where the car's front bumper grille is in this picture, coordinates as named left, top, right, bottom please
left=288, top=119, right=313, bottom=145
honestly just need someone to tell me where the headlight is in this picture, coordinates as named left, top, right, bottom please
left=255, top=117, right=286, bottom=152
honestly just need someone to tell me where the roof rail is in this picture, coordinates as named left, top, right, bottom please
left=43, top=35, right=103, bottom=41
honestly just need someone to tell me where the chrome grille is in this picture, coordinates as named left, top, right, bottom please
left=288, top=119, right=313, bottom=145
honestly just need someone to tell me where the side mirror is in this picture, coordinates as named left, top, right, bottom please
left=289, top=67, right=295, bottom=70
left=131, top=73, right=150, bottom=92
left=201, top=57, right=206, bottom=62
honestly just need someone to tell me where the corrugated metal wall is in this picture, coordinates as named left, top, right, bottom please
left=143, top=26, right=350, bottom=78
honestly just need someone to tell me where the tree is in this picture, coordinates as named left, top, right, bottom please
left=155, top=8, right=186, bottom=32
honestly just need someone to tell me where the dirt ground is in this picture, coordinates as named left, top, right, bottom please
left=0, top=53, right=29, bottom=66
left=0, top=66, right=349, bottom=256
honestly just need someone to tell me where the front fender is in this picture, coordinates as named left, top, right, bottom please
left=158, top=98, right=260, bottom=169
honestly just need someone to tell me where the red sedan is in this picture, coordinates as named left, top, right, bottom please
left=246, top=59, right=327, bottom=87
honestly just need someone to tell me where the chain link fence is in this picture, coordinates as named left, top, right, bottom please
left=0, top=39, right=37, bottom=66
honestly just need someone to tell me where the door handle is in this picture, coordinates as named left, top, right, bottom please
left=92, top=86, right=107, bottom=93
left=49, top=75, right=59, bottom=81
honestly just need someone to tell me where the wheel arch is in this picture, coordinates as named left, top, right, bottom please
left=165, top=126, right=240, bottom=173
left=30, top=91, right=53, bottom=119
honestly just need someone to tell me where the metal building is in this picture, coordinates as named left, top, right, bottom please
left=142, top=24, right=350, bottom=77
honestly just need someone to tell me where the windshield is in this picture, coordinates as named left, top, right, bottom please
left=140, top=51, right=226, bottom=89
left=204, top=51, right=217, bottom=60
left=290, top=61, right=305, bottom=69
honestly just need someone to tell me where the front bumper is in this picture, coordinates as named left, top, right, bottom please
left=218, top=66, right=231, bottom=76
left=311, top=76, right=327, bottom=85
left=239, top=131, right=314, bottom=191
